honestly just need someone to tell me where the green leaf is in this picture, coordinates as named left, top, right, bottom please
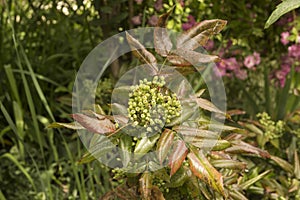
left=156, top=129, right=174, bottom=164
left=134, top=134, right=160, bottom=155
left=294, top=151, right=300, bottom=179
left=195, top=97, right=225, bottom=115
left=270, top=155, right=294, bottom=173
left=174, top=125, right=219, bottom=139
left=47, top=122, right=84, bottom=130
left=239, top=170, right=271, bottom=190
left=187, top=150, right=226, bottom=197
left=265, top=0, right=300, bottom=29
left=167, top=166, right=190, bottom=188
left=71, top=113, right=116, bottom=134
left=169, top=140, right=188, bottom=176
left=210, top=159, right=246, bottom=170
left=120, top=135, right=132, bottom=167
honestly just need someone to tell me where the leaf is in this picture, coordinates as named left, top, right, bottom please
left=210, top=159, right=246, bottom=170
left=119, top=135, right=132, bottom=167
left=229, top=189, right=248, bottom=200
left=167, top=166, right=190, bottom=188
left=71, top=113, right=116, bottom=134
left=139, top=172, right=152, bottom=200
left=265, top=0, right=300, bottom=29
left=125, top=32, right=158, bottom=72
left=154, top=8, right=174, bottom=57
left=225, top=141, right=270, bottom=158
left=169, top=140, right=188, bottom=176
left=174, top=125, right=219, bottom=139
left=189, top=139, right=231, bottom=151
left=156, top=129, right=174, bottom=164
left=294, top=151, right=300, bottom=179
left=195, top=97, right=225, bottom=115
left=150, top=186, right=165, bottom=200
left=187, top=150, right=226, bottom=197
left=177, top=19, right=227, bottom=50
left=167, top=50, right=220, bottom=66
left=134, top=134, right=160, bottom=155
left=47, top=122, right=84, bottom=130
left=270, top=155, right=294, bottom=173
left=239, top=170, right=271, bottom=190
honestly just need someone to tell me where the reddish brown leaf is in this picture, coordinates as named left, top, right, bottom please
left=187, top=150, right=226, bottom=197
left=125, top=32, right=158, bottom=72
left=167, top=50, right=220, bottom=66
left=195, top=97, right=225, bottom=114
left=169, top=140, right=188, bottom=176
left=151, top=186, right=165, bottom=200
left=154, top=8, right=174, bottom=57
left=156, top=129, right=174, bottom=164
left=225, top=141, right=270, bottom=158
left=177, top=19, right=227, bottom=50
left=71, top=113, right=116, bottom=134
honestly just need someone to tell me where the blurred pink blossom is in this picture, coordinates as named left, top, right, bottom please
left=280, top=32, right=290, bottom=45
left=179, top=0, right=185, bottom=7
left=204, top=40, right=214, bottom=51
left=182, top=15, right=196, bottom=30
left=244, top=52, right=260, bottom=69
left=288, top=44, right=300, bottom=58
left=131, top=14, right=142, bottom=25
left=225, top=57, right=239, bottom=70
left=154, top=0, right=163, bottom=11
left=148, top=15, right=158, bottom=26
left=234, top=69, right=247, bottom=80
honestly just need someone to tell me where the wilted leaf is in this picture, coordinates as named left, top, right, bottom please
left=187, top=150, right=226, bottom=197
left=225, top=141, right=270, bottom=158
left=156, top=129, right=174, bottom=164
left=177, top=19, right=227, bottom=50
left=71, top=113, right=116, bottom=134
left=154, top=8, right=174, bottom=57
left=169, top=140, right=188, bottom=176
left=167, top=49, right=220, bottom=66
left=210, top=159, right=246, bottom=170
left=47, top=122, right=84, bottom=130
left=100, top=184, right=139, bottom=200
left=151, top=186, right=165, bottom=200
left=126, top=32, right=158, bottom=72
left=270, top=155, right=294, bottom=173
left=239, top=170, right=271, bottom=190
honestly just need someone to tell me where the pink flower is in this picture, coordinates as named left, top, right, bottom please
left=288, top=44, right=300, bottom=58
left=244, top=52, right=261, bottom=69
left=148, top=15, right=158, bottom=26
left=253, top=52, right=261, bottom=65
left=244, top=55, right=255, bottom=69
left=225, top=57, right=240, bottom=70
left=234, top=69, right=247, bottom=80
left=214, top=65, right=226, bottom=77
left=154, top=0, right=163, bottom=11
left=280, top=32, right=290, bottom=45
left=182, top=15, right=196, bottom=30
left=131, top=15, right=141, bottom=25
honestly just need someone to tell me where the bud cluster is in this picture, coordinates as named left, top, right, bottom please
left=127, top=76, right=181, bottom=132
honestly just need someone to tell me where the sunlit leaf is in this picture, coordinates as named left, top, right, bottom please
left=154, top=8, right=174, bottom=57
left=265, top=0, right=300, bottom=28
left=120, top=135, right=132, bottom=167
left=174, top=125, right=219, bottom=139
left=126, top=32, right=158, bottom=72
left=270, top=155, right=294, bottom=173
left=294, top=151, right=300, bottom=179
left=239, top=170, right=271, bottom=190
left=134, top=134, right=160, bottom=155
left=195, top=97, right=225, bottom=115
left=47, top=122, right=84, bottom=130
left=156, top=129, right=174, bottom=164
left=169, top=140, right=188, bottom=176
left=177, top=19, right=227, bottom=50
left=71, top=113, right=116, bottom=134
left=187, top=150, right=226, bottom=196
left=210, top=159, right=246, bottom=170
left=225, top=141, right=270, bottom=158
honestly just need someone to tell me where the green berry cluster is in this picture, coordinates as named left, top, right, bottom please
left=111, top=168, right=125, bottom=183
left=153, top=178, right=169, bottom=193
left=257, top=112, right=285, bottom=139
left=127, top=76, right=181, bottom=132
